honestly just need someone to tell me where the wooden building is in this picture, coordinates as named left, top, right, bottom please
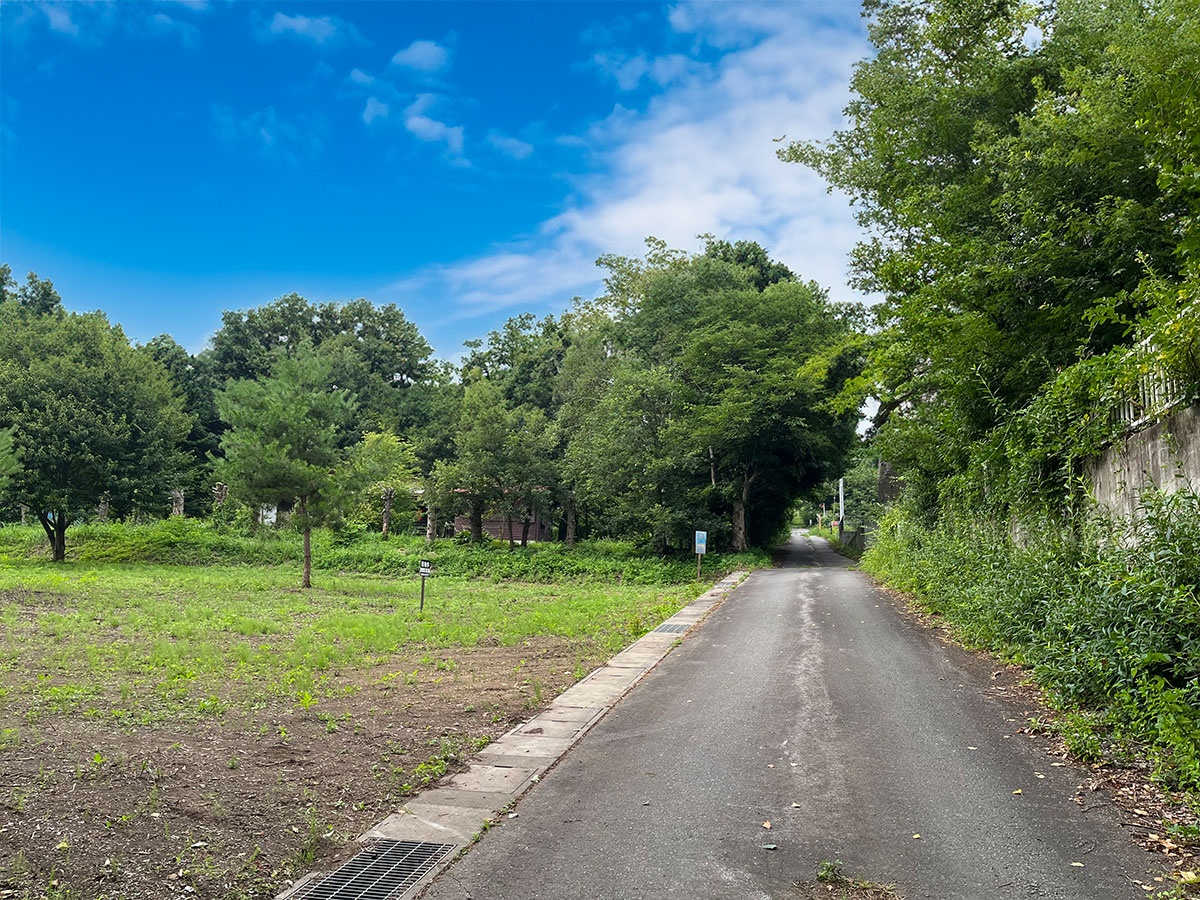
left=452, top=507, right=555, bottom=543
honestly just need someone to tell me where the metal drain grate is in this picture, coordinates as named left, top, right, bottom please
left=292, top=839, right=457, bottom=900
left=653, top=623, right=689, bottom=634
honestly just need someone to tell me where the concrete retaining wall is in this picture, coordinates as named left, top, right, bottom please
left=1088, top=403, right=1200, bottom=518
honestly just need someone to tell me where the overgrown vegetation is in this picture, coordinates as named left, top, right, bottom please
left=789, top=0, right=1200, bottom=794
left=865, top=489, right=1200, bottom=790
left=0, top=519, right=765, bottom=583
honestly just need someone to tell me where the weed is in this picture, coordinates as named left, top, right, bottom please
left=863, top=489, right=1200, bottom=790
left=818, top=860, right=845, bottom=883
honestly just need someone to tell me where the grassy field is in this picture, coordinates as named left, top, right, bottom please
left=0, top=522, right=765, bottom=899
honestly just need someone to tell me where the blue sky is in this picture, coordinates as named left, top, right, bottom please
left=1, top=1, right=871, bottom=358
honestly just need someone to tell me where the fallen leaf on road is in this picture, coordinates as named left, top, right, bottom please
left=763, top=821, right=772, bottom=829
left=1134, top=809, right=1150, bottom=817
left=1070, top=862, right=1084, bottom=867
left=767, top=764, right=775, bottom=769
left=1013, top=790, right=1022, bottom=795
left=912, top=834, right=921, bottom=839
left=761, top=844, right=777, bottom=850
left=1178, top=871, right=1198, bottom=884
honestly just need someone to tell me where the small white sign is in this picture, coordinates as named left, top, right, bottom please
left=695, top=531, right=707, bottom=555
left=419, top=559, right=432, bottom=577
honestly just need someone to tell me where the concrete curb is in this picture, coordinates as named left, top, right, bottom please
left=277, top=569, right=749, bottom=899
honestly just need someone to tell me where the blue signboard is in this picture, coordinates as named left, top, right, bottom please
left=695, top=531, right=707, bottom=555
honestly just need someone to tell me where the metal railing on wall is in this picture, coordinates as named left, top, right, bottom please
left=1115, top=337, right=1193, bottom=434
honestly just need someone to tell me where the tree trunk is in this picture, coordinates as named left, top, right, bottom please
left=97, top=492, right=111, bottom=524
left=506, top=513, right=515, bottom=549
left=520, top=511, right=532, bottom=548
left=38, top=512, right=67, bottom=562
left=381, top=487, right=395, bottom=539
left=731, top=473, right=750, bottom=552
left=299, top=495, right=312, bottom=589
left=565, top=496, right=576, bottom=548
left=469, top=502, right=483, bottom=543
left=19, top=505, right=28, bottom=526
left=171, top=488, right=184, bottom=517
left=425, top=505, right=437, bottom=542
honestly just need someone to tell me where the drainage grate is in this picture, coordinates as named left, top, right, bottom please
left=653, top=623, right=689, bottom=634
left=291, top=839, right=457, bottom=900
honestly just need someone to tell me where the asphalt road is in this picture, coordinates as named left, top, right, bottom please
left=422, top=531, right=1158, bottom=900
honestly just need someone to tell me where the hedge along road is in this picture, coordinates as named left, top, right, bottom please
left=421, top=530, right=1161, bottom=900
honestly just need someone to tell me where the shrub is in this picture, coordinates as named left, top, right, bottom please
left=864, top=489, right=1200, bottom=789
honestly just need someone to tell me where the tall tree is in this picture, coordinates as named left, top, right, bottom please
left=0, top=304, right=190, bottom=559
left=141, top=335, right=223, bottom=515
left=461, top=312, right=569, bottom=413
left=780, top=0, right=1185, bottom=506
left=0, top=266, right=63, bottom=316
left=448, top=379, right=511, bottom=543
left=207, top=293, right=433, bottom=434
left=216, top=343, right=355, bottom=587
left=344, top=430, right=419, bottom=538
left=0, top=426, right=17, bottom=504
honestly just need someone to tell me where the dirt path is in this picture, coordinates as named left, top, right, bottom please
left=421, top=532, right=1166, bottom=899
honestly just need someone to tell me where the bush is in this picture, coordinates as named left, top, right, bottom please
left=863, top=489, right=1200, bottom=790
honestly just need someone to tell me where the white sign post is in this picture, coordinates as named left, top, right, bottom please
left=419, top=559, right=432, bottom=611
left=695, top=531, right=707, bottom=579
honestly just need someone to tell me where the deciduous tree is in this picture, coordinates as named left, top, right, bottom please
left=0, top=304, right=190, bottom=559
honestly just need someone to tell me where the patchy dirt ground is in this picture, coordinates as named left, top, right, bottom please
left=0, top=640, right=604, bottom=900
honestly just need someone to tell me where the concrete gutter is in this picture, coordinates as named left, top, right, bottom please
left=278, top=570, right=748, bottom=899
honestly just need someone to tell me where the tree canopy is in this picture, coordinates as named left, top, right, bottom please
left=0, top=303, right=190, bottom=558
left=782, top=0, right=1200, bottom=516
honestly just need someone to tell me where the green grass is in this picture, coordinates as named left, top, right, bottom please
left=0, top=518, right=768, bottom=582
left=0, top=521, right=764, bottom=727
left=807, top=524, right=862, bottom=560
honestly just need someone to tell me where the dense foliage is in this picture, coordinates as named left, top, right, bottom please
left=866, top=490, right=1200, bottom=789
left=0, top=304, right=190, bottom=559
left=0, top=238, right=859, bottom=566
left=784, top=0, right=1200, bottom=516
left=788, top=0, right=1200, bottom=785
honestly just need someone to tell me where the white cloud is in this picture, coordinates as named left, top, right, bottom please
left=363, top=96, right=389, bottom=124
left=262, top=12, right=364, bottom=48
left=591, top=52, right=650, bottom=91
left=147, top=12, right=199, bottom=48
left=487, top=131, right=534, bottom=160
left=349, top=68, right=375, bottom=86
left=43, top=6, right=79, bottom=37
left=398, top=3, right=871, bottom=317
left=405, top=115, right=464, bottom=156
left=391, top=39, right=449, bottom=72
left=402, top=94, right=466, bottom=161
left=211, top=104, right=325, bottom=167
